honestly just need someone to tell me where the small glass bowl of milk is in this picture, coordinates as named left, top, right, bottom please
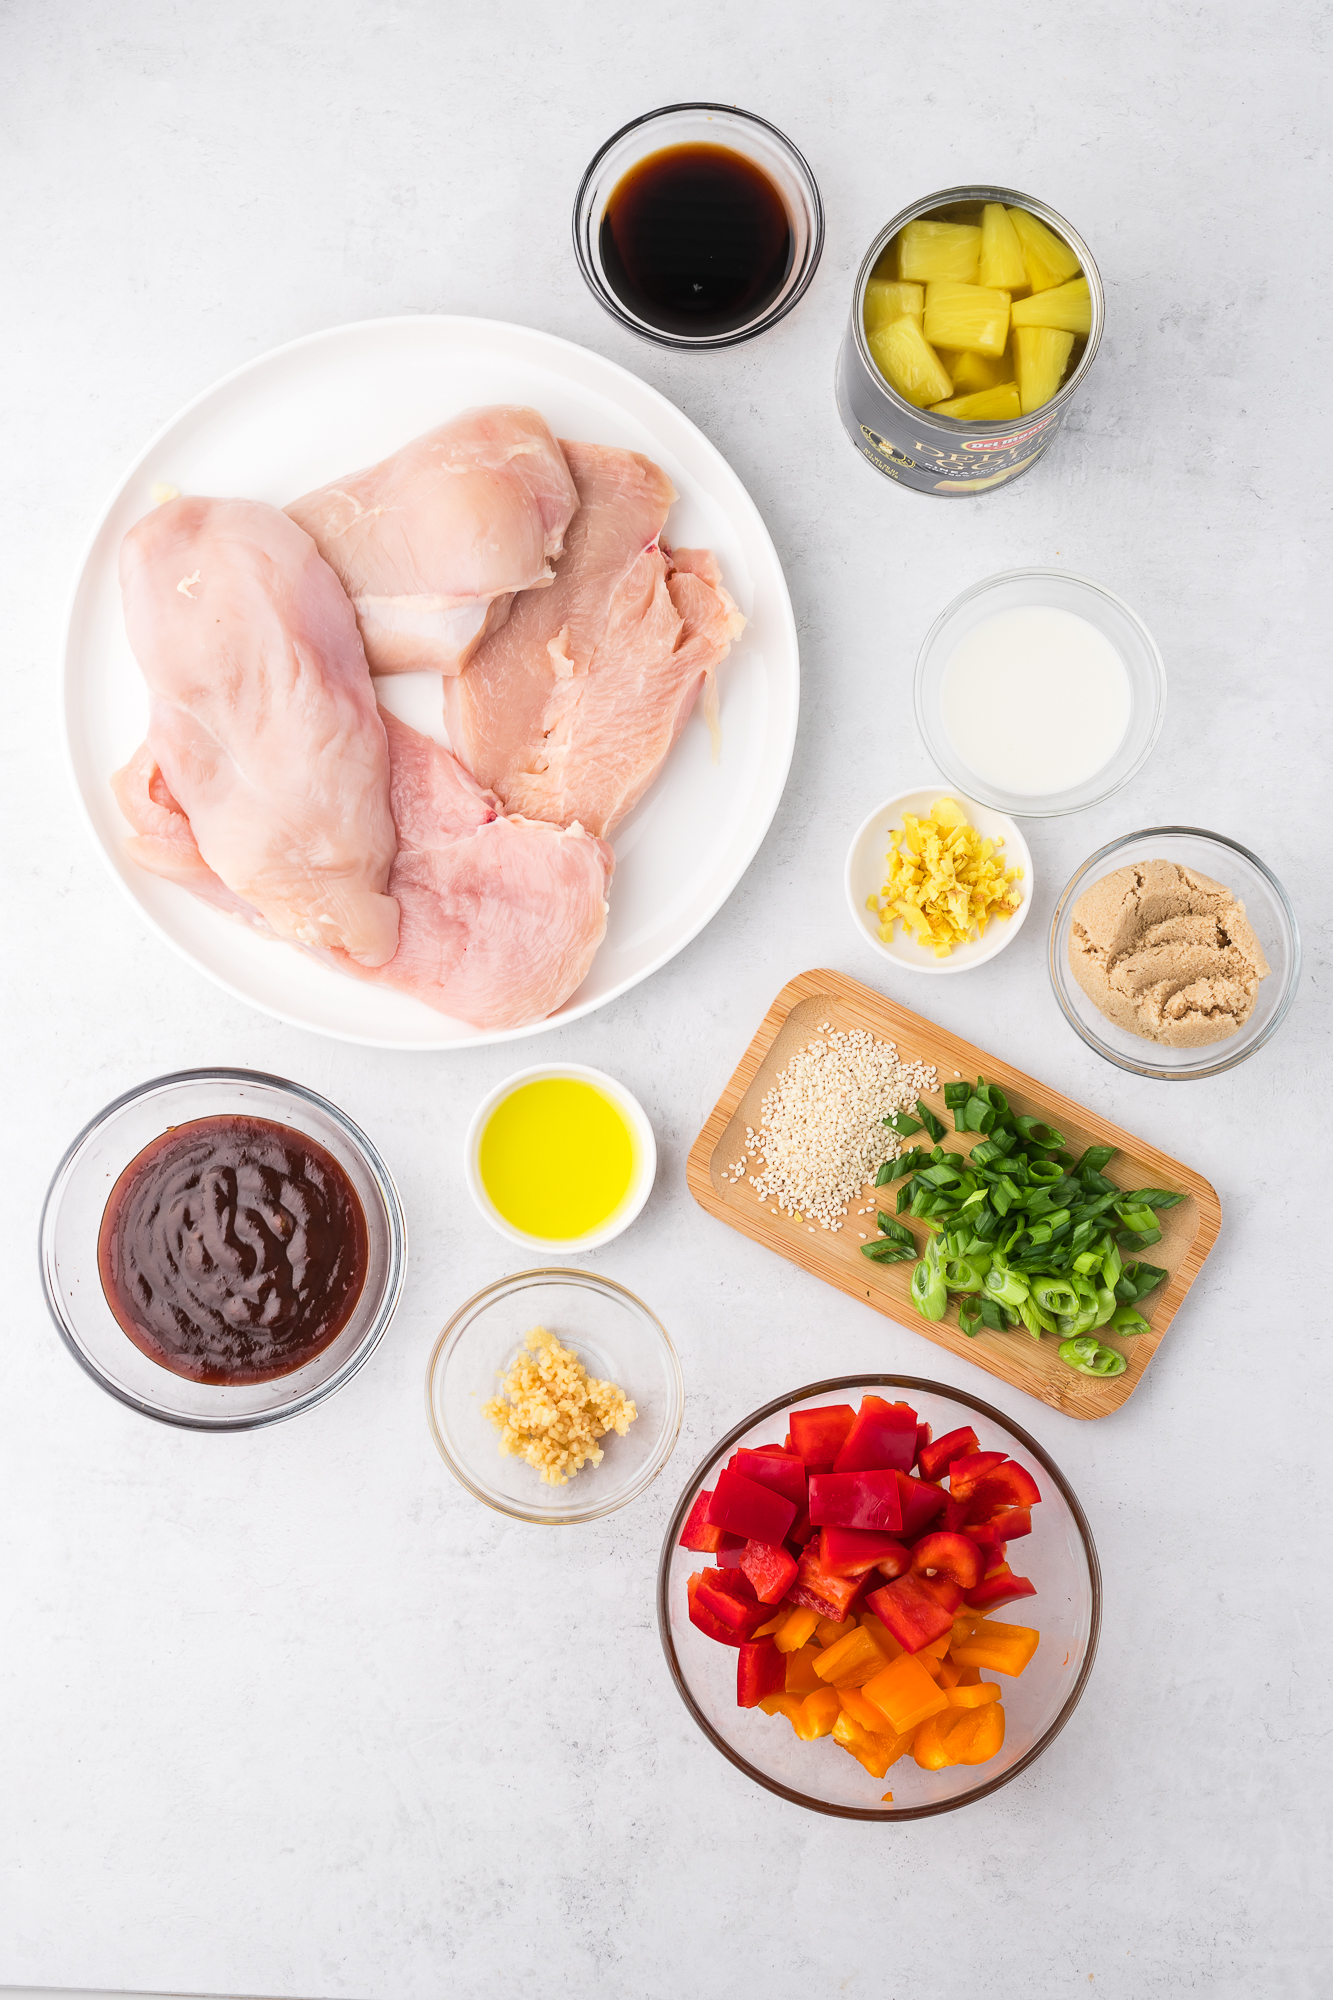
left=914, top=571, right=1166, bottom=816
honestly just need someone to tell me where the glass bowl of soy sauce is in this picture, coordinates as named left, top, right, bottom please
left=573, top=103, right=823, bottom=348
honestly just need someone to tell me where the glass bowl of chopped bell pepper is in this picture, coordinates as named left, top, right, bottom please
left=657, top=1375, right=1099, bottom=1818
left=427, top=1267, right=684, bottom=1524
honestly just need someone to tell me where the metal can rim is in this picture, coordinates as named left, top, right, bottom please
left=850, top=184, right=1104, bottom=434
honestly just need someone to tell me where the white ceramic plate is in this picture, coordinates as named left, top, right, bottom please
left=63, top=316, right=800, bottom=1049
left=844, top=785, right=1033, bottom=975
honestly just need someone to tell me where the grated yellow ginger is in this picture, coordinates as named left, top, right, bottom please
left=482, top=1326, right=636, bottom=1486
left=866, top=797, right=1023, bottom=958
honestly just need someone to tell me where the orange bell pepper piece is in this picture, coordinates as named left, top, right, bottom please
left=937, top=1654, right=963, bottom=1688
left=752, top=1611, right=785, bottom=1638
left=837, top=1685, right=890, bottom=1734
left=816, top=1615, right=855, bottom=1647
left=951, top=1617, right=1039, bottom=1676
left=812, top=1625, right=886, bottom=1687
left=912, top=1708, right=977, bottom=1769
left=784, top=1643, right=825, bottom=1694
left=955, top=1697, right=1006, bottom=1764
left=862, top=1652, right=950, bottom=1734
left=832, top=1709, right=909, bottom=1779
left=759, top=1692, right=806, bottom=1726
left=945, top=1679, right=1001, bottom=1708
left=859, top=1613, right=903, bottom=1662
left=774, top=1605, right=820, bottom=1653
left=791, top=1687, right=841, bottom=1740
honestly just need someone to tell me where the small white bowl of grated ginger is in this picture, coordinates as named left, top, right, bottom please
left=426, top=1268, right=684, bottom=1524
left=845, top=787, right=1033, bottom=976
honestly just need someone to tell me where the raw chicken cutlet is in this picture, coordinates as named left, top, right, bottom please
left=286, top=406, right=578, bottom=676
left=117, top=496, right=399, bottom=966
left=441, top=439, right=745, bottom=838
left=336, top=711, right=614, bottom=1030
left=114, top=707, right=611, bottom=1031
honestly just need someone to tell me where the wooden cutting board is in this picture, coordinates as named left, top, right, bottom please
left=686, top=969, right=1221, bottom=1419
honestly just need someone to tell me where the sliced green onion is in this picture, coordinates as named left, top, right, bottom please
left=1058, top=1336, right=1127, bottom=1378
left=884, top=1111, right=924, bottom=1137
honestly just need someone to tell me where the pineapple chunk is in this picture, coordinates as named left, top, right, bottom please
left=868, top=318, right=954, bottom=408
left=930, top=384, right=1022, bottom=422
left=1010, top=276, right=1092, bottom=335
left=936, top=344, right=1015, bottom=393
left=1014, top=325, right=1074, bottom=413
left=922, top=279, right=1011, bottom=357
left=1006, top=208, right=1081, bottom=293
left=864, top=278, right=924, bottom=336
left=978, top=203, right=1028, bottom=291
left=897, top=219, right=982, bottom=284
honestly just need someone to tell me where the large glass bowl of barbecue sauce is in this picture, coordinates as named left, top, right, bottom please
left=573, top=104, right=823, bottom=348
left=40, top=1069, right=406, bottom=1430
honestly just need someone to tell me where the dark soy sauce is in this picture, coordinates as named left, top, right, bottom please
left=599, top=143, right=794, bottom=339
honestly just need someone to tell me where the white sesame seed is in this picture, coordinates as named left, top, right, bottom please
left=746, top=1027, right=938, bottom=1232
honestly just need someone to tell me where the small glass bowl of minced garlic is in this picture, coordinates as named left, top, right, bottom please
left=426, top=1268, right=683, bottom=1523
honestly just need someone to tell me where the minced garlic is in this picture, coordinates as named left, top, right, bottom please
left=482, top=1326, right=636, bottom=1486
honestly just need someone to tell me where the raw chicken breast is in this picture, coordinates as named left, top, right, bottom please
left=349, top=712, right=613, bottom=1030
left=111, top=745, right=274, bottom=933
left=286, top=407, right=579, bottom=676
left=441, top=441, right=745, bottom=838
left=117, top=497, right=399, bottom=966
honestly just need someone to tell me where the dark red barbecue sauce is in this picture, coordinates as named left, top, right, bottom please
left=599, top=143, right=794, bottom=339
left=97, top=1115, right=368, bottom=1385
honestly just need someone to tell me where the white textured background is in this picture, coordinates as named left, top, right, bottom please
left=2, top=3, right=1329, bottom=1996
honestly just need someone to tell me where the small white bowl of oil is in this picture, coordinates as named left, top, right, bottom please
left=845, top=786, right=1034, bottom=976
left=464, top=1065, right=657, bottom=1252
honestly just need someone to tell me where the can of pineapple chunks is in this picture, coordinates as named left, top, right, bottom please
left=836, top=184, right=1103, bottom=496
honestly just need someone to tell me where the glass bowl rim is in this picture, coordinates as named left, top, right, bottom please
left=37, top=1064, right=408, bottom=1432
left=913, top=567, right=1168, bottom=818
left=425, top=1264, right=684, bottom=1524
left=571, top=100, right=826, bottom=350
left=657, top=1371, right=1102, bottom=1821
left=1048, top=824, right=1303, bottom=1080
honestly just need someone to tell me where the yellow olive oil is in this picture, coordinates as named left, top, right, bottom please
left=479, top=1077, right=636, bottom=1241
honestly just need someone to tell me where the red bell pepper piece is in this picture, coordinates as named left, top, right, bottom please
left=687, top=1571, right=772, bottom=1646
left=916, top=1424, right=980, bottom=1485
left=979, top=1505, right=1032, bottom=1541
left=966, top=1566, right=1038, bottom=1615
left=910, top=1530, right=984, bottom=1592
left=963, top=1522, right=1008, bottom=1565
left=832, top=1395, right=918, bottom=1474
left=966, top=1461, right=1042, bottom=1513
left=895, top=1471, right=947, bottom=1538
left=710, top=1566, right=758, bottom=1601
left=679, top=1489, right=727, bottom=1553
left=787, top=1543, right=867, bottom=1623
left=740, top=1538, right=800, bottom=1604
left=714, top=1535, right=746, bottom=1567
left=788, top=1404, right=857, bottom=1472
left=918, top=1573, right=964, bottom=1614
left=914, top=1420, right=932, bottom=1465
left=732, top=1446, right=808, bottom=1508
left=785, top=1504, right=814, bottom=1549
left=865, top=1573, right=955, bottom=1653
left=937, top=1495, right=970, bottom=1532
left=946, top=1450, right=1008, bottom=1499
left=706, top=1468, right=797, bottom=1544
left=808, top=1468, right=904, bottom=1533
left=819, top=1525, right=912, bottom=1578
left=736, top=1638, right=787, bottom=1707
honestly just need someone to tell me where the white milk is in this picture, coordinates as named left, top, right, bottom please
left=941, top=605, right=1131, bottom=797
